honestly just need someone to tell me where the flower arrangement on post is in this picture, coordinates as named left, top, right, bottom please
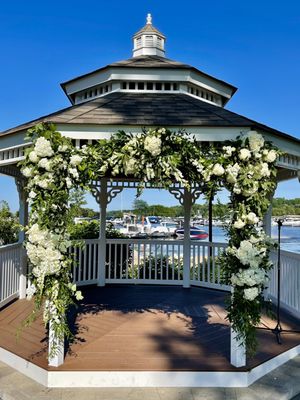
left=219, top=130, right=280, bottom=353
left=20, top=123, right=88, bottom=357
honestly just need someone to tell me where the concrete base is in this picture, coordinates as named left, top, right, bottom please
left=1, top=344, right=300, bottom=388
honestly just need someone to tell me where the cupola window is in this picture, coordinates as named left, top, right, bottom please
left=145, top=35, right=153, bottom=47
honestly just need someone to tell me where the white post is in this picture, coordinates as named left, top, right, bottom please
left=230, top=327, right=246, bottom=367
left=183, top=188, right=192, bottom=288
left=48, top=320, right=64, bottom=367
left=16, top=179, right=28, bottom=299
left=230, top=287, right=246, bottom=367
left=98, top=178, right=107, bottom=287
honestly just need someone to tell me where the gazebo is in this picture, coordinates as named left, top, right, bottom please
left=0, top=14, right=300, bottom=388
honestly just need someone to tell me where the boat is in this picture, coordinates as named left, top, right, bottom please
left=175, top=226, right=209, bottom=240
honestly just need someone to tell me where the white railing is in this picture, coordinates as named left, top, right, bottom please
left=190, top=242, right=230, bottom=291
left=267, top=249, right=300, bottom=318
left=0, top=243, right=22, bottom=308
left=70, top=239, right=99, bottom=287
left=106, top=238, right=184, bottom=284
left=0, top=143, right=31, bottom=166
left=71, top=239, right=229, bottom=289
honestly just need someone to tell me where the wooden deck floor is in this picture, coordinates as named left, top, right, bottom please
left=0, top=285, right=300, bottom=372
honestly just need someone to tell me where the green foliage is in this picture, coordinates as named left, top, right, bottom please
left=69, top=220, right=125, bottom=240
left=0, top=201, right=19, bottom=245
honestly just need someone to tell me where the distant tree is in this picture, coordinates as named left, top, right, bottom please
left=133, top=199, right=149, bottom=217
left=0, top=201, right=18, bottom=245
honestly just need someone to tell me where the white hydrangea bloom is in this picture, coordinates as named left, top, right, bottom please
left=70, top=155, right=82, bottom=166
left=245, top=131, right=265, bottom=152
left=38, top=158, right=52, bottom=171
left=144, top=136, right=162, bottom=156
left=212, top=163, right=225, bottom=176
left=244, top=287, right=260, bottom=301
left=22, top=167, right=33, bottom=178
left=34, top=137, right=54, bottom=157
left=29, top=151, right=39, bottom=163
left=265, top=150, right=277, bottom=163
left=247, top=212, right=259, bottom=224
left=236, top=240, right=260, bottom=267
left=239, top=148, right=251, bottom=161
left=234, top=219, right=245, bottom=229
left=231, top=268, right=265, bottom=287
left=260, top=162, right=271, bottom=177
left=124, top=158, right=136, bottom=175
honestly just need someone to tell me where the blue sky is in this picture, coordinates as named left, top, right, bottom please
left=0, top=0, right=299, bottom=212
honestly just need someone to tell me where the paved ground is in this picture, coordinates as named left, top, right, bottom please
left=1, top=356, right=300, bottom=400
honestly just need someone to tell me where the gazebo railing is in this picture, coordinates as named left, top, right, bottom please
left=71, top=238, right=230, bottom=290
left=267, top=249, right=300, bottom=318
left=0, top=243, right=22, bottom=308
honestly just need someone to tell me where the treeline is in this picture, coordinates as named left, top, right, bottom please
left=107, top=198, right=300, bottom=219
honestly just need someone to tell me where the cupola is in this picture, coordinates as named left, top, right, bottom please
left=132, top=14, right=166, bottom=57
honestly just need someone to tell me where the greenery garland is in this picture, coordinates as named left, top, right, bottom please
left=20, top=123, right=279, bottom=358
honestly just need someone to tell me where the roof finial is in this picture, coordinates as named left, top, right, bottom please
left=146, top=13, right=152, bottom=25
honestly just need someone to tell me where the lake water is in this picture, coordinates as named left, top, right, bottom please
left=207, top=226, right=300, bottom=254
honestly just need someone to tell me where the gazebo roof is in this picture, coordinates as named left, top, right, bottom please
left=60, top=55, right=237, bottom=95
left=1, top=92, right=299, bottom=145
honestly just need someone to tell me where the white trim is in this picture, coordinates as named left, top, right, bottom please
left=191, top=280, right=231, bottom=292
left=1, top=343, right=300, bottom=388
left=0, top=347, right=48, bottom=386
left=0, top=292, right=19, bottom=309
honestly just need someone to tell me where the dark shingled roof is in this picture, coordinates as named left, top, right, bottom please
left=1, top=93, right=299, bottom=144
left=60, top=55, right=237, bottom=93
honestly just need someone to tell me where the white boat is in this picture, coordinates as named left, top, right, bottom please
left=175, top=226, right=209, bottom=240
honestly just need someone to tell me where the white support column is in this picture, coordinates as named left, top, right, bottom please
left=98, top=178, right=107, bottom=287
left=48, top=320, right=64, bottom=367
left=230, top=327, right=246, bottom=367
left=16, top=179, right=28, bottom=299
left=183, top=188, right=192, bottom=288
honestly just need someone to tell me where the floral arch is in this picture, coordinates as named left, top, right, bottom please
left=20, top=123, right=279, bottom=357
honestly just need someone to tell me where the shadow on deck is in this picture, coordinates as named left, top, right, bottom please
left=0, top=285, right=299, bottom=372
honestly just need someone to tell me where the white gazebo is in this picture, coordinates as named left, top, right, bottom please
left=0, top=14, right=300, bottom=388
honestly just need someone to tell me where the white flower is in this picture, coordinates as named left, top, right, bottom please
left=235, top=240, right=260, bottom=268
left=144, top=136, right=162, bottom=156
left=247, top=212, right=259, bottom=224
left=244, top=287, right=260, bottom=301
left=212, top=163, right=225, bottom=176
left=29, top=151, right=39, bottom=163
left=22, top=167, right=33, bottom=178
left=38, top=158, right=52, bottom=171
left=234, top=219, right=245, bottom=229
left=70, top=155, right=82, bottom=166
left=66, top=177, right=72, bottom=188
left=124, top=158, right=136, bottom=175
left=75, top=291, right=83, bottom=301
left=233, top=185, right=241, bottom=194
left=260, top=162, right=270, bottom=177
left=223, top=146, right=236, bottom=156
left=58, top=145, right=69, bottom=152
left=239, top=148, right=251, bottom=161
left=265, top=150, right=277, bottom=163
left=69, top=168, right=79, bottom=179
left=29, top=190, right=37, bottom=199
left=226, top=163, right=240, bottom=183
left=245, top=131, right=265, bottom=152
left=26, top=283, right=36, bottom=300
left=34, top=137, right=54, bottom=157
